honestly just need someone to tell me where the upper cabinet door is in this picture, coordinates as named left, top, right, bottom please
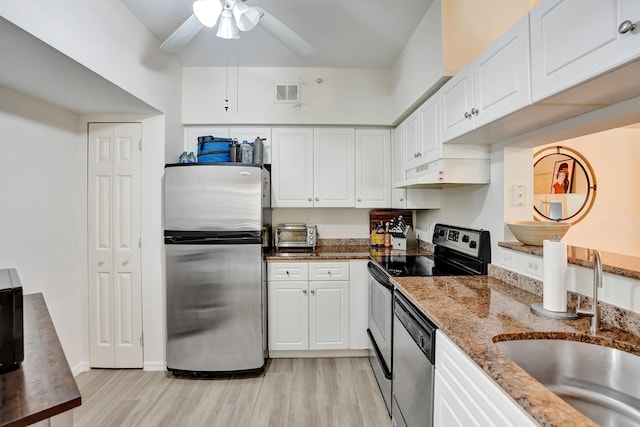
left=530, top=0, right=640, bottom=102
left=313, top=128, right=355, bottom=208
left=472, top=13, right=531, bottom=128
left=355, top=129, right=391, bottom=208
left=418, top=94, right=441, bottom=166
left=403, top=111, right=420, bottom=171
left=272, top=128, right=314, bottom=208
left=440, top=65, right=474, bottom=142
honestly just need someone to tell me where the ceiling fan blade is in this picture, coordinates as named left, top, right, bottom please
left=160, top=14, right=204, bottom=52
left=254, top=7, right=313, bottom=59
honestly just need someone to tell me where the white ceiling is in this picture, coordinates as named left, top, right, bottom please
left=120, top=0, right=433, bottom=69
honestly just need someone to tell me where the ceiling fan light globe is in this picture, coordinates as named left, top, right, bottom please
left=216, top=9, right=240, bottom=39
left=193, top=0, right=222, bottom=28
left=232, top=2, right=259, bottom=31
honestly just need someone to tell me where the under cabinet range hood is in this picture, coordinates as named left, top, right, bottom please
left=394, top=158, right=491, bottom=189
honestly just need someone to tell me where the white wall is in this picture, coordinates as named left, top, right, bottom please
left=182, top=67, right=392, bottom=125
left=0, top=0, right=184, bottom=159
left=0, top=86, right=86, bottom=372
left=273, top=209, right=370, bottom=239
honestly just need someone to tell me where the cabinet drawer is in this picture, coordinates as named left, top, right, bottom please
left=268, top=262, right=309, bottom=281
left=309, top=262, right=350, bottom=281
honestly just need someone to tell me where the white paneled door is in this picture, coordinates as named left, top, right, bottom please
left=88, top=123, right=143, bottom=368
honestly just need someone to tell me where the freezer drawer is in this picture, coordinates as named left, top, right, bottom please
left=165, top=243, right=265, bottom=373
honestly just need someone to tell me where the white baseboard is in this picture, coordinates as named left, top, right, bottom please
left=143, top=361, right=167, bottom=371
left=268, top=349, right=370, bottom=358
left=71, top=361, right=90, bottom=377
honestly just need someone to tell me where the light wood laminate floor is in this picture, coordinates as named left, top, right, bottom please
left=73, top=357, right=392, bottom=427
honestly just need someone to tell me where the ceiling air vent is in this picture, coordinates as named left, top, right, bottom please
left=275, top=83, right=300, bottom=103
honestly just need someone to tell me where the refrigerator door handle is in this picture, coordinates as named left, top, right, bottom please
left=165, top=235, right=261, bottom=245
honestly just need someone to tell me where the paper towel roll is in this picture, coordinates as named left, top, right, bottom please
left=543, top=239, right=568, bottom=312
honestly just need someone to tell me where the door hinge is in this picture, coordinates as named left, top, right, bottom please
left=138, top=237, right=142, bottom=249
left=138, top=139, right=142, bottom=151
left=140, top=333, right=144, bottom=346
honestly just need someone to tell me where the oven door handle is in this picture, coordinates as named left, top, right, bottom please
left=367, top=262, right=394, bottom=291
left=367, top=329, right=392, bottom=380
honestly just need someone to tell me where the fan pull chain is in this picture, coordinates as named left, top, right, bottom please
left=224, top=40, right=230, bottom=112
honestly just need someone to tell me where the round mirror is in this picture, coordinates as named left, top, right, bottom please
left=533, top=146, right=596, bottom=224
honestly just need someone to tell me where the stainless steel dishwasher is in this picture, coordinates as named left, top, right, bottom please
left=392, top=291, right=437, bottom=427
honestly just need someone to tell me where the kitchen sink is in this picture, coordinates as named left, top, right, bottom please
left=495, top=339, right=640, bottom=427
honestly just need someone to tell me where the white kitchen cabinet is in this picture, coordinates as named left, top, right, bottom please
left=313, top=128, right=355, bottom=207
left=268, top=261, right=350, bottom=351
left=272, top=127, right=355, bottom=208
left=355, top=129, right=391, bottom=208
left=271, top=128, right=314, bottom=207
left=433, top=331, right=537, bottom=427
left=403, top=95, right=442, bottom=173
left=268, top=281, right=309, bottom=350
left=183, top=126, right=272, bottom=164
left=441, top=14, right=531, bottom=142
left=391, top=122, right=443, bottom=209
left=530, top=0, right=640, bottom=103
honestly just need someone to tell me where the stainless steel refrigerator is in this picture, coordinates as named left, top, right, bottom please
left=164, top=163, right=271, bottom=375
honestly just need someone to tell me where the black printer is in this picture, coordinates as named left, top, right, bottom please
left=0, top=268, right=24, bottom=372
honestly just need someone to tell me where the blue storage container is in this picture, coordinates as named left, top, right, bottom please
left=197, top=136, right=233, bottom=162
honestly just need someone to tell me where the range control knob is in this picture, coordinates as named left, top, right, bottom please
left=469, top=240, right=477, bottom=249
left=462, top=235, right=469, bottom=243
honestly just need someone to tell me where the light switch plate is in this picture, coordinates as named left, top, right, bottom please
left=512, top=184, right=526, bottom=206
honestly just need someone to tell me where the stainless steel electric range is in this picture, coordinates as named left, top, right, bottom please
left=366, top=223, right=491, bottom=424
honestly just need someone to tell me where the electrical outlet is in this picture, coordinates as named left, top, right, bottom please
left=501, top=252, right=512, bottom=267
left=527, top=260, right=541, bottom=274
left=512, top=184, right=526, bottom=206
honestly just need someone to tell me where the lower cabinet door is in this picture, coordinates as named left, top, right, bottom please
left=309, top=281, right=349, bottom=350
left=268, top=281, right=309, bottom=350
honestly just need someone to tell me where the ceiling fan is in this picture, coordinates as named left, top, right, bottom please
left=160, top=0, right=313, bottom=59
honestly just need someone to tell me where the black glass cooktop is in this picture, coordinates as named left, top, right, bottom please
left=370, top=254, right=435, bottom=277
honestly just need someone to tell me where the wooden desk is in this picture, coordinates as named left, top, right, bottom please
left=0, top=293, right=81, bottom=426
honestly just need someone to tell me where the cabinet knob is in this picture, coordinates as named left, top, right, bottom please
left=303, top=289, right=308, bottom=295
left=328, top=271, right=332, bottom=275
left=399, top=198, right=405, bottom=202
left=308, top=197, right=313, bottom=202
left=619, top=20, right=637, bottom=34
left=310, top=289, right=316, bottom=295
left=315, top=197, right=320, bottom=202
left=285, top=271, right=290, bottom=275
left=417, top=152, right=422, bottom=157
left=357, top=198, right=362, bottom=202
left=123, top=260, right=129, bottom=266
left=471, top=108, right=479, bottom=116
left=98, top=260, right=104, bottom=266
left=464, top=111, right=472, bottom=119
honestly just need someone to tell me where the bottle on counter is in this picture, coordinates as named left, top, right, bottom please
left=369, top=223, right=378, bottom=248
left=240, top=140, right=254, bottom=163
left=253, top=137, right=264, bottom=164
left=384, top=222, right=391, bottom=247
left=376, top=222, right=385, bottom=247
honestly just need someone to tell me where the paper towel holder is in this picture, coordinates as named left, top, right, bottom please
left=530, top=302, right=579, bottom=319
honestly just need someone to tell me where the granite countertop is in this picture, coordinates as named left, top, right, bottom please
left=265, top=245, right=429, bottom=261
left=392, top=275, right=640, bottom=426
left=499, top=241, right=640, bottom=280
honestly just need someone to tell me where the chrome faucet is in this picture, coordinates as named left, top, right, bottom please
left=577, top=251, right=603, bottom=334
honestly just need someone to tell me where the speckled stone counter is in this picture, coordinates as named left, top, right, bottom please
left=392, top=275, right=640, bottom=427
left=499, top=241, right=640, bottom=280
